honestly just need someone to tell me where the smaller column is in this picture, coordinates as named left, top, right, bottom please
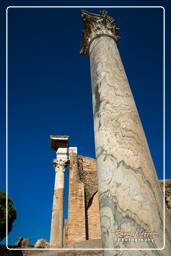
left=50, top=136, right=69, bottom=248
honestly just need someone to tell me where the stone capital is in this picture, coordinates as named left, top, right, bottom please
left=53, top=159, right=67, bottom=172
left=80, top=10, right=120, bottom=55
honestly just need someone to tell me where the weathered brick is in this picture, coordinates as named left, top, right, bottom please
left=64, top=154, right=101, bottom=247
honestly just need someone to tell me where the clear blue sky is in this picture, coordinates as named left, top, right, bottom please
left=0, top=0, right=170, bottom=246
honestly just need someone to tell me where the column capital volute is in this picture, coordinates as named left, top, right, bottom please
left=80, top=10, right=120, bottom=56
left=53, top=159, right=67, bottom=172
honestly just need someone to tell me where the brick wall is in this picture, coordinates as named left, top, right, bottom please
left=87, top=192, right=101, bottom=240
left=78, top=156, right=101, bottom=240
left=64, top=153, right=86, bottom=247
left=64, top=154, right=101, bottom=247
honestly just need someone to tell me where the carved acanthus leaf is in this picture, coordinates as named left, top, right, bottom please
left=80, top=10, right=120, bottom=55
left=53, top=159, right=67, bottom=172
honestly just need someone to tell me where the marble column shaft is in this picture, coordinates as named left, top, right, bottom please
left=50, top=159, right=66, bottom=248
left=80, top=10, right=171, bottom=256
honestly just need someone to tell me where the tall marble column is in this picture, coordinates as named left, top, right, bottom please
left=80, top=10, right=171, bottom=255
left=49, top=136, right=69, bottom=248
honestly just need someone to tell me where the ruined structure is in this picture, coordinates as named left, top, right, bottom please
left=49, top=136, right=101, bottom=248
left=64, top=156, right=171, bottom=249
left=64, top=153, right=101, bottom=248
left=49, top=139, right=171, bottom=250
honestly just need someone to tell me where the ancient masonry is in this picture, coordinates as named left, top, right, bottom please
left=49, top=136, right=101, bottom=248
left=49, top=10, right=171, bottom=256
left=49, top=136, right=171, bottom=251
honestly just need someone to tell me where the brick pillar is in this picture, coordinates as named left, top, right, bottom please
left=87, top=192, right=101, bottom=240
left=65, top=148, right=86, bottom=247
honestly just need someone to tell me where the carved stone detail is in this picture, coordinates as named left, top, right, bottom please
left=53, top=159, right=67, bottom=172
left=80, top=10, right=120, bottom=55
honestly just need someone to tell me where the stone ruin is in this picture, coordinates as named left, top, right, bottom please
left=50, top=146, right=171, bottom=248
left=63, top=153, right=101, bottom=248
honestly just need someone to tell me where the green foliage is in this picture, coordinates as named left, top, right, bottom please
left=0, top=191, right=17, bottom=242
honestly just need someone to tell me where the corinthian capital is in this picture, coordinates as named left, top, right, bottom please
left=53, top=159, right=67, bottom=172
left=80, top=10, right=120, bottom=55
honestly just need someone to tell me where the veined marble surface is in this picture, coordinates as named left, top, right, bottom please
left=89, top=36, right=171, bottom=255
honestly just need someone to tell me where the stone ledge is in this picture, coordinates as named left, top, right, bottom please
left=73, top=239, right=102, bottom=248
left=0, top=246, right=103, bottom=256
